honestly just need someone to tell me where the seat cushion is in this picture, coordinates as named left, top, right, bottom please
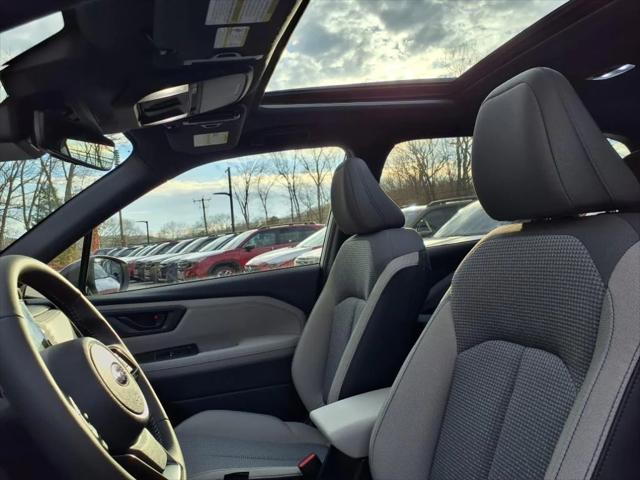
left=176, top=410, right=329, bottom=480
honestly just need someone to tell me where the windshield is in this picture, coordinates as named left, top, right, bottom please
left=181, top=237, right=210, bottom=254
left=200, top=234, right=235, bottom=252
left=298, top=227, right=326, bottom=248
left=433, top=201, right=506, bottom=238
left=165, top=238, right=192, bottom=254
left=221, top=230, right=255, bottom=251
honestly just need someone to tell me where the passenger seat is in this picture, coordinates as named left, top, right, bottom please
left=176, top=156, right=428, bottom=479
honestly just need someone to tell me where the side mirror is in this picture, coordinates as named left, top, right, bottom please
left=59, top=255, right=129, bottom=295
left=244, top=244, right=256, bottom=252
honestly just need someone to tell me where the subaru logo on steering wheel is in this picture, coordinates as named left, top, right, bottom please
left=110, top=362, right=129, bottom=386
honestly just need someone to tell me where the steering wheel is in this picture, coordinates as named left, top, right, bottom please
left=0, top=255, right=185, bottom=479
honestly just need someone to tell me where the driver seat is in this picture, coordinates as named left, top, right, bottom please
left=176, top=156, right=428, bottom=479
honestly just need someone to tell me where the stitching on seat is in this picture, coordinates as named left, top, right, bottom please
left=555, top=288, right=615, bottom=477
left=587, top=340, right=640, bottom=474
left=369, top=296, right=451, bottom=472
left=478, top=343, right=527, bottom=478
left=592, top=348, right=640, bottom=478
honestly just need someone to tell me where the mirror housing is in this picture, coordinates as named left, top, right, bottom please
left=59, top=255, right=129, bottom=295
left=33, top=111, right=116, bottom=171
left=244, top=244, right=256, bottom=252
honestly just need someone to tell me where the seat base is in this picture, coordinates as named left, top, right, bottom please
left=176, top=410, right=329, bottom=480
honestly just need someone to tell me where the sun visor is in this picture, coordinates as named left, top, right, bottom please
left=135, top=71, right=252, bottom=127
left=152, top=0, right=298, bottom=67
left=164, top=105, right=247, bottom=153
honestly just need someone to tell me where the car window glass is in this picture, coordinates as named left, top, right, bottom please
left=81, top=147, right=343, bottom=293
left=245, top=231, right=278, bottom=248
left=382, top=138, right=476, bottom=239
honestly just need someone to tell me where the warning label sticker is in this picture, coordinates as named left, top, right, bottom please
left=193, top=132, right=230, bottom=147
left=206, top=0, right=278, bottom=26
left=214, top=26, right=250, bottom=48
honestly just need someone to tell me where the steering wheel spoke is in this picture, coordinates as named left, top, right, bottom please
left=115, top=428, right=183, bottom=480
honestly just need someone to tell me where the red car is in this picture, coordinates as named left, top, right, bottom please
left=180, top=224, right=322, bottom=279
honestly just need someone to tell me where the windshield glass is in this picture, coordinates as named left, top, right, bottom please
left=433, top=201, right=506, bottom=238
left=0, top=13, right=64, bottom=99
left=0, top=137, right=133, bottom=252
left=200, top=234, right=235, bottom=252
left=165, top=239, right=192, bottom=254
left=222, top=230, right=255, bottom=250
left=298, top=227, right=326, bottom=248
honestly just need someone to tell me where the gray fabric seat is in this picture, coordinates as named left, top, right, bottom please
left=177, top=157, right=428, bottom=479
left=369, top=67, right=640, bottom=480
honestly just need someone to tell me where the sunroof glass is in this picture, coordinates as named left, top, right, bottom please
left=267, top=0, right=569, bottom=92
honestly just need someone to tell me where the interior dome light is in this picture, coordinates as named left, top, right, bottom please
left=587, top=64, right=635, bottom=80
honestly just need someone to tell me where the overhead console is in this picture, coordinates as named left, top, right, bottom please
left=0, top=0, right=304, bottom=155
left=136, top=72, right=252, bottom=126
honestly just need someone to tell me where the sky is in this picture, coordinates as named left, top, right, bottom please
left=267, top=0, right=569, bottom=90
left=0, top=1, right=569, bottom=237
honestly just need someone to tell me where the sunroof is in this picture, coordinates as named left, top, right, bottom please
left=267, top=0, right=569, bottom=92
left=0, top=12, right=64, bottom=101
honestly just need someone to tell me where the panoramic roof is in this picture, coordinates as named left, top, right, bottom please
left=0, top=12, right=63, bottom=100
left=267, top=0, right=569, bottom=91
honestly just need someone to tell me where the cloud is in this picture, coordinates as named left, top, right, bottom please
left=268, top=0, right=567, bottom=90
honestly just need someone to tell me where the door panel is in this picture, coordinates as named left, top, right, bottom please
left=91, top=265, right=322, bottom=422
left=100, top=296, right=304, bottom=376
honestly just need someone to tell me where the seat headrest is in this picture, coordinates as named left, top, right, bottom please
left=624, top=150, right=640, bottom=182
left=472, top=67, right=640, bottom=220
left=331, top=157, right=405, bottom=235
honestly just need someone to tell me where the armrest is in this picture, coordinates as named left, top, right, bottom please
left=310, top=388, right=390, bottom=459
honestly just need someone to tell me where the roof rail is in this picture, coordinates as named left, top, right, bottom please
left=427, top=196, right=476, bottom=207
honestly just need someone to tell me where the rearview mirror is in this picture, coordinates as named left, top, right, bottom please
left=33, top=110, right=116, bottom=171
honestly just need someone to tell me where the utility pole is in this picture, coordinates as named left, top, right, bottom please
left=214, top=167, right=236, bottom=234
left=193, top=198, right=210, bottom=235
left=136, top=220, right=150, bottom=244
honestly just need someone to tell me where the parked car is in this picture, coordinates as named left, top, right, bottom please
left=134, top=239, right=193, bottom=282
left=402, top=197, right=475, bottom=237
left=171, top=233, right=236, bottom=282
left=424, top=200, right=510, bottom=247
left=180, top=224, right=322, bottom=280
left=293, top=245, right=323, bottom=267
left=152, top=235, right=217, bottom=282
left=130, top=241, right=177, bottom=280
left=245, top=227, right=327, bottom=273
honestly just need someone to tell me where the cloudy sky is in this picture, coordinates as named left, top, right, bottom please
left=1, top=1, right=568, bottom=236
left=268, top=0, right=568, bottom=90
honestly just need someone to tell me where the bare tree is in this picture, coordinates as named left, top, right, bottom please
left=0, top=161, right=22, bottom=248
left=299, top=148, right=338, bottom=222
left=255, top=165, right=276, bottom=224
left=232, top=160, right=260, bottom=229
left=272, top=152, right=302, bottom=222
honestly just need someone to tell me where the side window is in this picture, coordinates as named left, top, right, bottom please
left=245, top=231, right=278, bottom=248
left=84, top=147, right=344, bottom=295
left=382, top=137, right=485, bottom=240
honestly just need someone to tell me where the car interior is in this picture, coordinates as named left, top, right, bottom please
left=0, top=0, right=640, bottom=479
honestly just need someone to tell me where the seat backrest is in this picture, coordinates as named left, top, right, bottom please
left=369, top=68, right=640, bottom=480
left=292, top=157, right=428, bottom=411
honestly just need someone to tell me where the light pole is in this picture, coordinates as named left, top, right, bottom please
left=136, top=220, right=150, bottom=244
left=214, top=167, right=236, bottom=234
